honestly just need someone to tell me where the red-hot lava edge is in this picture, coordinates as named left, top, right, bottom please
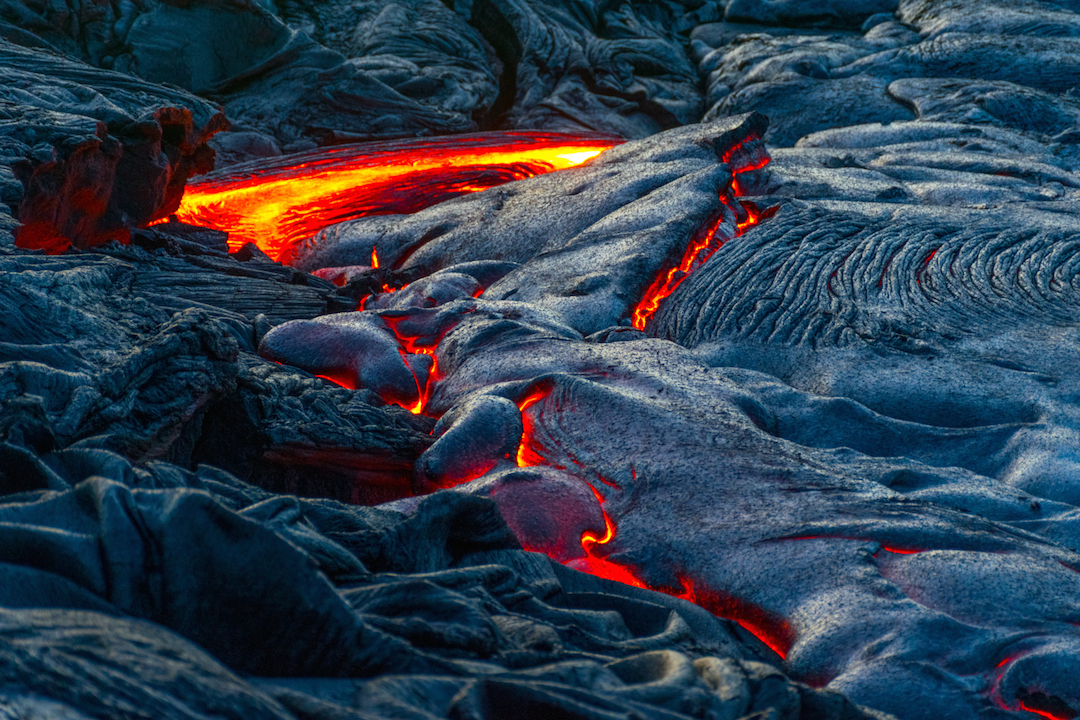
left=630, top=145, right=775, bottom=331
left=500, top=146, right=792, bottom=657
left=169, top=131, right=623, bottom=261
left=514, top=384, right=796, bottom=659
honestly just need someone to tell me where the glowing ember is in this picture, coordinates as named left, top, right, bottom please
left=170, top=131, right=621, bottom=261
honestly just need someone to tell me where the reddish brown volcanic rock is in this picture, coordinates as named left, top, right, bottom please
left=0, top=41, right=226, bottom=252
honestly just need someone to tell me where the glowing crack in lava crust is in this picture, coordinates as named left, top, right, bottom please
left=630, top=154, right=775, bottom=331
left=513, top=383, right=798, bottom=658
left=170, top=131, right=621, bottom=261
left=515, top=387, right=647, bottom=589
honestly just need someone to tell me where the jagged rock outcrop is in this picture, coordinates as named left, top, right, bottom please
left=1, top=0, right=703, bottom=161
left=0, top=40, right=226, bottom=251
left=0, top=225, right=432, bottom=501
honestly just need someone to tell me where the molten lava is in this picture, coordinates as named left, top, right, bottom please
left=170, top=131, right=621, bottom=261
left=631, top=207, right=728, bottom=331
left=516, top=387, right=552, bottom=468
left=381, top=314, right=439, bottom=415
left=630, top=184, right=775, bottom=332
left=511, top=385, right=798, bottom=648
left=513, top=387, right=642, bottom=584
left=576, top=483, right=646, bottom=588
left=877, top=545, right=924, bottom=556
left=1019, top=699, right=1077, bottom=720
left=675, top=578, right=796, bottom=659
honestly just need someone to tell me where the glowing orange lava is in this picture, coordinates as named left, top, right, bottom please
left=171, top=131, right=620, bottom=261
left=577, top=483, right=646, bottom=588
left=516, top=388, right=551, bottom=467
left=369, top=248, right=393, bottom=295
left=381, top=315, right=439, bottom=415
left=877, top=545, right=924, bottom=556
left=631, top=208, right=727, bottom=331
left=630, top=184, right=774, bottom=332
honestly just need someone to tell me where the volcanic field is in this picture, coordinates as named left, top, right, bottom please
left=4, top=0, right=1080, bottom=718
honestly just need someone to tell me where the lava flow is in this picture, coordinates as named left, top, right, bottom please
left=381, top=314, right=439, bottom=415
left=675, top=578, right=795, bottom=659
left=514, top=385, right=800, bottom=653
left=514, top=386, right=632, bottom=578
left=169, top=131, right=621, bottom=261
left=630, top=192, right=774, bottom=331
left=574, top=482, right=646, bottom=588
left=516, top=387, right=551, bottom=468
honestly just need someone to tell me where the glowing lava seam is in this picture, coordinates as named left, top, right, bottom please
left=630, top=165, right=774, bottom=332
left=169, top=131, right=621, bottom=262
left=514, top=385, right=798, bottom=657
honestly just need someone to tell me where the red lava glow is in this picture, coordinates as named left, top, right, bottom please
left=512, top=385, right=795, bottom=647
left=631, top=208, right=727, bottom=331
left=916, top=248, right=939, bottom=285
left=170, top=131, right=621, bottom=261
left=381, top=315, right=439, bottom=415
left=578, top=483, right=646, bottom=588
left=512, top=387, right=644, bottom=586
left=990, top=652, right=1079, bottom=720
left=676, top=578, right=796, bottom=659
left=731, top=157, right=772, bottom=197
left=516, top=388, right=551, bottom=467
left=359, top=249, right=398, bottom=302
left=314, top=371, right=357, bottom=389
left=779, top=534, right=929, bottom=556
left=1019, top=701, right=1075, bottom=720
left=574, top=554, right=647, bottom=587
left=14, top=221, right=78, bottom=254
left=878, top=545, right=924, bottom=555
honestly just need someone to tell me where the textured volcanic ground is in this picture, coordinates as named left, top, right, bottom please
left=5, top=0, right=1080, bottom=718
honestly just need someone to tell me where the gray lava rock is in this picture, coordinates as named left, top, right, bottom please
left=295, top=112, right=769, bottom=334
left=1, top=0, right=706, bottom=158
left=414, top=394, right=522, bottom=492
left=12, top=0, right=1080, bottom=717
left=725, top=0, right=899, bottom=29
left=266, top=109, right=1080, bottom=718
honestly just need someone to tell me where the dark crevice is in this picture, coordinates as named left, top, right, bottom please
left=467, top=0, right=522, bottom=130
